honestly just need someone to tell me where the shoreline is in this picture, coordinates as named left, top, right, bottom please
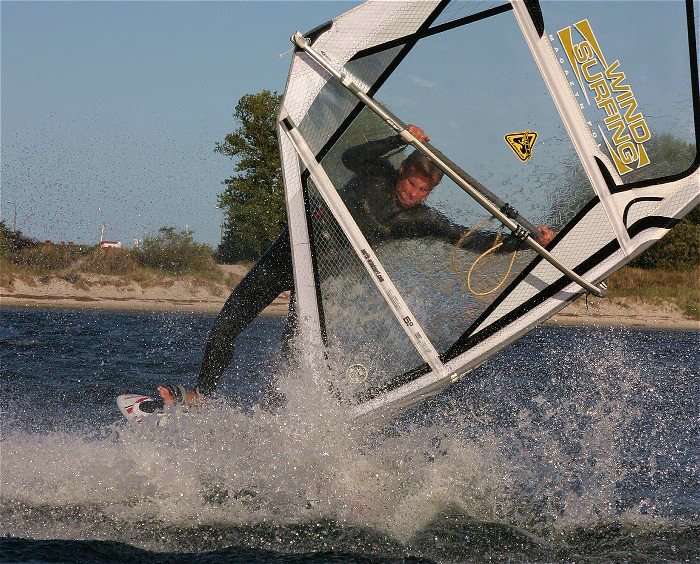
left=0, top=269, right=290, bottom=316
left=0, top=293, right=291, bottom=316
left=1, top=276, right=697, bottom=330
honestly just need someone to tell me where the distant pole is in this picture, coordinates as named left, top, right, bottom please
left=100, top=224, right=105, bottom=242
left=217, top=205, right=225, bottom=245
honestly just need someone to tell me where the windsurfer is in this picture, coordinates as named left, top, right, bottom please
left=158, top=125, right=555, bottom=405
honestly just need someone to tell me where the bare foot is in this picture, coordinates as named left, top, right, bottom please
left=157, top=386, right=199, bottom=406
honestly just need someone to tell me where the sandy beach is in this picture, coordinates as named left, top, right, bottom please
left=0, top=265, right=290, bottom=317
left=1, top=268, right=697, bottom=330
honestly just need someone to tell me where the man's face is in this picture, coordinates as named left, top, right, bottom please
left=395, top=164, right=439, bottom=208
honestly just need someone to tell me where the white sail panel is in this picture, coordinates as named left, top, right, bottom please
left=470, top=203, right=616, bottom=336
left=282, top=1, right=442, bottom=157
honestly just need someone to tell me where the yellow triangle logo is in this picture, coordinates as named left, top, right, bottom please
left=504, top=131, right=538, bottom=161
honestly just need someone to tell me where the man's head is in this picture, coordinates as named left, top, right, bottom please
left=396, top=152, right=443, bottom=207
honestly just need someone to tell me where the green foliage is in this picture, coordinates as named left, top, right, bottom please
left=555, top=132, right=697, bottom=270
left=0, top=220, right=37, bottom=256
left=61, top=272, right=87, bottom=286
left=9, top=241, right=95, bottom=272
left=625, top=135, right=698, bottom=270
left=215, top=90, right=285, bottom=262
left=139, top=227, right=216, bottom=274
left=78, top=248, right=142, bottom=275
left=1, top=223, right=222, bottom=279
left=626, top=133, right=696, bottom=182
left=1, top=220, right=96, bottom=271
left=630, top=206, right=699, bottom=270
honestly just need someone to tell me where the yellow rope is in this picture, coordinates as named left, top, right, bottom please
left=450, top=217, right=492, bottom=274
left=451, top=219, right=518, bottom=297
left=467, top=242, right=518, bottom=296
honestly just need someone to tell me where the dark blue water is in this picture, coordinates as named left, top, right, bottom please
left=1, top=307, right=698, bottom=562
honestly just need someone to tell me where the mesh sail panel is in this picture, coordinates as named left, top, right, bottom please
left=304, top=177, right=426, bottom=398
left=282, top=1, right=442, bottom=157
left=310, top=6, right=597, bottom=355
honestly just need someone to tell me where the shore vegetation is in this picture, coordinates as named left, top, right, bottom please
left=2, top=91, right=698, bottom=319
left=0, top=222, right=240, bottom=292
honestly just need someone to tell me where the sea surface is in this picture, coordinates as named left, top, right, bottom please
left=1, top=306, right=698, bottom=562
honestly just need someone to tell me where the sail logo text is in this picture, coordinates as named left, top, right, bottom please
left=555, top=19, right=651, bottom=175
left=360, top=249, right=384, bottom=282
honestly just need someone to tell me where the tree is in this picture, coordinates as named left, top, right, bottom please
left=215, top=90, right=284, bottom=262
left=630, top=205, right=699, bottom=270
left=139, top=226, right=215, bottom=274
left=0, top=220, right=37, bottom=256
left=554, top=133, right=698, bottom=270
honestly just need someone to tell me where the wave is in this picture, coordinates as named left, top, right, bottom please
left=1, top=327, right=698, bottom=560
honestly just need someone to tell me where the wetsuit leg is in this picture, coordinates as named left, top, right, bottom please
left=196, top=228, right=294, bottom=396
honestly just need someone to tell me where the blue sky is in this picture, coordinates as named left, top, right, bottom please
left=2, top=1, right=694, bottom=246
left=2, top=1, right=357, bottom=246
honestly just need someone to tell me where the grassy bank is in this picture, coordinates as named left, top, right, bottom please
left=0, top=225, right=242, bottom=295
left=2, top=222, right=697, bottom=320
left=0, top=255, right=241, bottom=297
left=606, top=266, right=699, bottom=320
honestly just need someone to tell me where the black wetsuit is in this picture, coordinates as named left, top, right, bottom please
left=195, top=135, right=505, bottom=396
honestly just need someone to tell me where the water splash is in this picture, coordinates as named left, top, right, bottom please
left=1, top=326, right=698, bottom=559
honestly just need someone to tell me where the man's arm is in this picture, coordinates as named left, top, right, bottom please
left=341, top=135, right=405, bottom=175
left=342, top=125, right=430, bottom=175
left=414, top=208, right=555, bottom=252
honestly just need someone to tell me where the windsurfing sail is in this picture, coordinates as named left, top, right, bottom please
left=277, top=0, right=700, bottom=423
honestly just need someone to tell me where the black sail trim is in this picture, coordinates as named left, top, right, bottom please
left=627, top=216, right=681, bottom=238
left=445, top=195, right=602, bottom=359
left=366, top=235, right=623, bottom=402
left=350, top=3, right=513, bottom=61
left=448, top=238, right=621, bottom=356
left=363, top=195, right=603, bottom=401
left=358, top=363, right=432, bottom=403
left=523, top=0, right=544, bottom=37
left=299, top=171, right=329, bottom=347
left=622, top=197, right=664, bottom=227
left=310, top=0, right=451, bottom=166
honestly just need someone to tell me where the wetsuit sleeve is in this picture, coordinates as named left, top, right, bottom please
left=412, top=207, right=519, bottom=254
left=341, top=135, right=405, bottom=176
left=195, top=228, right=294, bottom=396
